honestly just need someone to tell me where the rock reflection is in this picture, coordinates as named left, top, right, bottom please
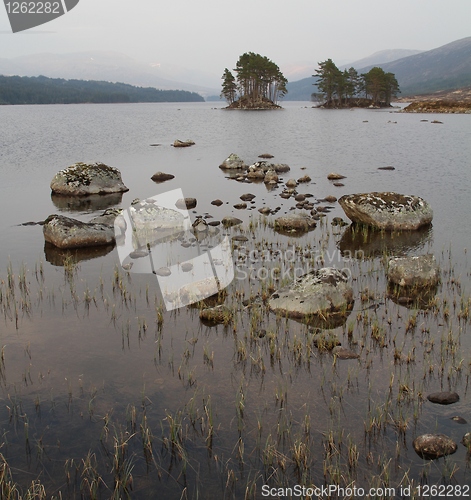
left=51, top=192, right=124, bottom=212
left=44, top=241, right=115, bottom=266
left=338, top=223, right=433, bottom=259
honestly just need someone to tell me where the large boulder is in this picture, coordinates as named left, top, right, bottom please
left=219, top=153, right=246, bottom=170
left=43, top=214, right=115, bottom=249
left=387, top=254, right=440, bottom=287
left=50, top=162, right=129, bottom=196
left=413, top=434, right=458, bottom=460
left=269, top=268, right=354, bottom=323
left=339, top=192, right=433, bottom=230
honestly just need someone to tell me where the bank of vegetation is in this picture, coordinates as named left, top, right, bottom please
left=0, top=75, right=204, bottom=104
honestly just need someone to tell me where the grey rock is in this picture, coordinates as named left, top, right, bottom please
left=219, top=153, right=246, bottom=169
left=173, top=139, right=195, bottom=147
left=427, top=391, right=460, bottom=405
left=274, top=213, right=316, bottom=233
left=269, top=267, right=354, bottom=322
left=50, top=162, right=129, bottom=196
left=413, top=434, right=457, bottom=460
left=387, top=254, right=440, bottom=287
left=43, top=214, right=115, bottom=249
left=339, top=192, right=433, bottom=230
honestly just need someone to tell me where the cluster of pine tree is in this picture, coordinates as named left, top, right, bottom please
left=0, top=75, right=205, bottom=105
left=313, top=59, right=400, bottom=107
left=221, top=53, right=288, bottom=106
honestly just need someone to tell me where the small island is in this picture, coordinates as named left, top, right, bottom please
left=313, top=59, right=400, bottom=108
left=221, top=53, right=287, bottom=109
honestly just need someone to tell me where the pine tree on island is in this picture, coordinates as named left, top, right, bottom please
left=221, top=53, right=287, bottom=109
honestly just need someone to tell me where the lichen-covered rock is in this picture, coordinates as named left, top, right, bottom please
left=274, top=213, right=317, bottom=234
left=50, top=162, right=129, bottom=196
left=413, top=434, right=457, bottom=460
left=43, top=214, right=115, bottom=249
left=269, top=268, right=354, bottom=322
left=219, top=153, right=246, bottom=170
left=387, top=254, right=440, bottom=287
left=339, top=192, right=433, bottom=230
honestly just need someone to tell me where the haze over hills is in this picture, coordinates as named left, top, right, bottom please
left=0, top=51, right=220, bottom=99
left=285, top=37, right=471, bottom=101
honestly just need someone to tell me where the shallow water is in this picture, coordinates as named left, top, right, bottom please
left=0, top=101, right=470, bottom=498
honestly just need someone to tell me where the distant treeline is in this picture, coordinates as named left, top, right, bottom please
left=0, top=75, right=205, bottom=104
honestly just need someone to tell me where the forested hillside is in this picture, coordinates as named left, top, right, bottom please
left=0, top=75, right=205, bottom=104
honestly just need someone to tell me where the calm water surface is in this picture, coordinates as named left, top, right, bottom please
left=0, top=102, right=470, bottom=498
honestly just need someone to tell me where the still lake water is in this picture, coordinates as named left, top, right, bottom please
left=0, top=101, right=471, bottom=498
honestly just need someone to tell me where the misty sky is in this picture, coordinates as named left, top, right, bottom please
left=1, top=0, right=470, bottom=84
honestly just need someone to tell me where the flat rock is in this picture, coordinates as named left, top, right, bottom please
left=387, top=254, right=440, bottom=287
left=339, top=192, right=433, bottom=230
left=258, top=153, right=274, bottom=159
left=43, top=214, right=115, bottom=249
left=219, top=153, right=246, bottom=170
left=274, top=213, right=317, bottom=233
left=413, top=434, right=457, bottom=460
left=327, top=172, right=346, bottom=180
left=50, top=162, right=129, bottom=196
left=151, top=171, right=175, bottom=183
left=427, top=391, right=460, bottom=405
left=269, top=267, right=354, bottom=322
left=173, top=139, right=195, bottom=147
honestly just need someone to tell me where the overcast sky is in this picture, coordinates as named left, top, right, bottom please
left=1, top=0, right=470, bottom=84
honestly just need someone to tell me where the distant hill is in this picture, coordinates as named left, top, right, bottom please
left=340, top=49, right=423, bottom=70
left=0, top=51, right=220, bottom=98
left=285, top=37, right=471, bottom=101
left=357, top=37, right=471, bottom=96
left=0, top=75, right=205, bottom=105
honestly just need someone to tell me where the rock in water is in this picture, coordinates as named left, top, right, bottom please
left=151, top=172, right=175, bottom=183
left=427, top=391, right=460, bottom=405
left=387, top=254, right=440, bottom=287
left=50, top=162, right=129, bottom=196
left=339, top=192, right=433, bottom=230
left=43, top=214, right=115, bottom=249
left=413, top=434, right=457, bottom=460
left=219, top=153, right=246, bottom=170
left=269, top=268, right=354, bottom=323
left=274, top=213, right=317, bottom=234
left=173, top=139, right=195, bottom=147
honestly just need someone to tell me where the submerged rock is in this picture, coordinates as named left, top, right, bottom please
left=43, top=214, right=115, bottom=249
left=387, top=254, right=440, bottom=287
left=413, top=434, right=457, bottom=460
left=339, top=192, right=433, bottom=230
left=50, top=162, right=129, bottom=196
left=332, top=347, right=360, bottom=359
left=269, top=268, right=354, bottom=323
left=199, top=305, right=233, bottom=324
